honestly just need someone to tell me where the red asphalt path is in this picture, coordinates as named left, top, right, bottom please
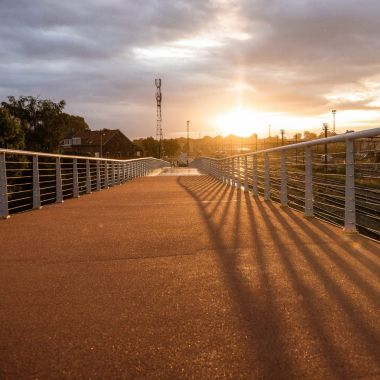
left=0, top=174, right=379, bottom=379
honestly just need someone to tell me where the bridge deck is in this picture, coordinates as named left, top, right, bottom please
left=0, top=173, right=379, bottom=379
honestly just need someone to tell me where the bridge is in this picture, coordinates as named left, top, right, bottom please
left=0, top=129, right=379, bottom=379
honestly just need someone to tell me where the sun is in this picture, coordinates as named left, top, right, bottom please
left=215, top=107, right=263, bottom=137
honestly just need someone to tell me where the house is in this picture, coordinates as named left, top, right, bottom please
left=60, top=129, right=142, bottom=159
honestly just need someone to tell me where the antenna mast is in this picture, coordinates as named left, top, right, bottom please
left=155, top=79, right=163, bottom=158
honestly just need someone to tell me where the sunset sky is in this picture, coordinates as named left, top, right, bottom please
left=1, top=0, right=380, bottom=138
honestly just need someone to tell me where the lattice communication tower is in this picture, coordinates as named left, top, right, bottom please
left=155, top=79, right=164, bottom=158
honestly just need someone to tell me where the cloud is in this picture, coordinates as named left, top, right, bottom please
left=1, top=0, right=380, bottom=138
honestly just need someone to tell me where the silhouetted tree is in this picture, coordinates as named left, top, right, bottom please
left=163, top=139, right=180, bottom=157
left=303, top=131, right=318, bottom=140
left=0, top=107, right=25, bottom=149
left=134, top=137, right=157, bottom=157
left=1, top=96, right=89, bottom=152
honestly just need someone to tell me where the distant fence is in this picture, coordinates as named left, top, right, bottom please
left=0, top=149, right=170, bottom=218
left=192, top=128, right=380, bottom=240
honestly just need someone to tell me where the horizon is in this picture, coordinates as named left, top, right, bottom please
left=1, top=1, right=380, bottom=140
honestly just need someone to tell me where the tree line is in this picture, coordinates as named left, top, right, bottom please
left=0, top=96, right=89, bottom=152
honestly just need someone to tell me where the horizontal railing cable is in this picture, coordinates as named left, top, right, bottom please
left=192, top=128, right=380, bottom=240
left=0, top=149, right=170, bottom=218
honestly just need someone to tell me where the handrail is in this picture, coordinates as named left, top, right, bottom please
left=192, top=127, right=380, bottom=240
left=0, top=147, right=166, bottom=163
left=201, top=127, right=380, bottom=160
left=0, top=148, right=170, bottom=219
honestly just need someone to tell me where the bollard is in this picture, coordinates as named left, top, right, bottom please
left=56, top=157, right=63, bottom=203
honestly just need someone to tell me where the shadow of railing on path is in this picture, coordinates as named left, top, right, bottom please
left=178, top=175, right=380, bottom=379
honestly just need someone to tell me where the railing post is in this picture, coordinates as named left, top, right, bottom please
left=304, top=146, right=313, bottom=217
left=122, top=162, right=126, bottom=183
left=244, top=155, right=248, bottom=192
left=264, top=153, right=270, bottom=201
left=252, top=154, right=258, bottom=197
left=96, top=161, right=101, bottom=191
left=73, top=158, right=79, bottom=198
left=280, top=151, right=288, bottom=207
left=56, top=157, right=63, bottom=203
left=0, top=152, right=9, bottom=219
left=33, top=155, right=41, bottom=209
left=86, top=159, right=91, bottom=194
left=236, top=156, right=241, bottom=189
left=231, top=158, right=235, bottom=187
left=118, top=162, right=121, bottom=184
left=344, top=139, right=357, bottom=233
left=231, top=157, right=235, bottom=187
left=143, top=161, right=147, bottom=176
left=111, top=162, right=115, bottom=186
left=104, top=161, right=109, bottom=189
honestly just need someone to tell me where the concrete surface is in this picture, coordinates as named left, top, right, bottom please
left=158, top=167, right=203, bottom=176
left=0, top=175, right=379, bottom=379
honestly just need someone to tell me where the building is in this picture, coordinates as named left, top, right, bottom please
left=60, top=129, right=142, bottom=158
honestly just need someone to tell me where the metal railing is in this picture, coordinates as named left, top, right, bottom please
left=0, top=148, right=170, bottom=218
left=192, top=128, right=380, bottom=240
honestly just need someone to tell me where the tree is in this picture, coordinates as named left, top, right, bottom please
left=303, top=131, right=317, bottom=140
left=134, top=137, right=158, bottom=157
left=163, top=139, right=180, bottom=157
left=1, top=96, right=89, bottom=152
left=0, top=107, right=25, bottom=149
left=60, top=113, right=90, bottom=136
